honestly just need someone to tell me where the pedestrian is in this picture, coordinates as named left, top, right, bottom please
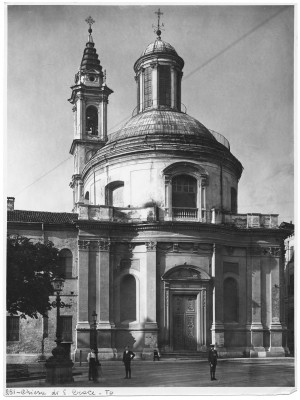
left=122, top=346, right=135, bottom=379
left=87, top=349, right=97, bottom=381
left=153, top=348, right=160, bottom=361
left=208, top=344, right=218, bottom=381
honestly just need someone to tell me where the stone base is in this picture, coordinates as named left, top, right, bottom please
left=97, top=348, right=116, bottom=360
left=45, top=358, right=74, bottom=384
left=250, top=347, right=267, bottom=358
left=267, top=346, right=286, bottom=357
left=141, top=348, right=155, bottom=360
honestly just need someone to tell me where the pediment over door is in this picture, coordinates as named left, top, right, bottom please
left=162, top=265, right=211, bottom=281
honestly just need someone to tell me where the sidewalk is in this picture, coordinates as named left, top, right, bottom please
left=6, top=358, right=295, bottom=389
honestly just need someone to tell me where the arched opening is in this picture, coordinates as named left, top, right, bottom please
left=172, top=174, right=197, bottom=219
left=120, top=275, right=136, bottom=323
left=223, top=277, right=239, bottom=322
left=86, top=106, right=98, bottom=135
left=58, top=249, right=73, bottom=279
left=85, top=191, right=89, bottom=200
left=105, top=181, right=124, bottom=207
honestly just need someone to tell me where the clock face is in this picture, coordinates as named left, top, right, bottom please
left=82, top=74, right=99, bottom=86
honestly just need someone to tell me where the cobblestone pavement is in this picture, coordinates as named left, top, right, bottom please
left=5, top=358, right=295, bottom=395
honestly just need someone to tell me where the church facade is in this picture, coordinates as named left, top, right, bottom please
left=7, top=18, right=292, bottom=362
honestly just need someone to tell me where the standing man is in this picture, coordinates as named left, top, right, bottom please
left=208, top=344, right=218, bottom=381
left=87, top=349, right=97, bottom=381
left=122, top=346, right=135, bottom=379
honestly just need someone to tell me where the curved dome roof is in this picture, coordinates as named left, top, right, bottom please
left=107, top=110, right=217, bottom=143
left=142, top=38, right=178, bottom=56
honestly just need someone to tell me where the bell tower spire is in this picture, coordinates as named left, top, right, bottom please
left=68, top=17, right=113, bottom=211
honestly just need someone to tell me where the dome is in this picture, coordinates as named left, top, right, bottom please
left=107, top=110, right=217, bottom=143
left=141, top=38, right=178, bottom=56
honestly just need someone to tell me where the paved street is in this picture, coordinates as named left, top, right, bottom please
left=6, top=358, right=295, bottom=394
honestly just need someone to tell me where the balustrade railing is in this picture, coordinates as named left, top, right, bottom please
left=172, top=207, right=198, bottom=220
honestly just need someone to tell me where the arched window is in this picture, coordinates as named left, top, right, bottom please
left=105, top=181, right=124, bottom=207
left=120, top=275, right=136, bottom=323
left=163, top=162, right=208, bottom=221
left=85, top=191, right=89, bottom=200
left=223, top=277, right=239, bottom=322
left=59, top=249, right=73, bottom=279
left=86, top=106, right=98, bottom=135
left=231, top=187, right=237, bottom=213
left=172, top=175, right=197, bottom=219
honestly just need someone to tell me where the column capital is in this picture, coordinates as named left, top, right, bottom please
left=78, top=240, right=90, bottom=250
left=150, top=61, right=159, bottom=69
left=146, top=241, right=157, bottom=251
left=97, top=239, right=111, bottom=252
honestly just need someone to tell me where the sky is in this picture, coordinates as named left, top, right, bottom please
left=5, top=3, right=294, bottom=223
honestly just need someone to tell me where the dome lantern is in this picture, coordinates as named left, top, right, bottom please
left=133, top=9, right=184, bottom=114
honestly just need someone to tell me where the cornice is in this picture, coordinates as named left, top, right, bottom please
left=81, top=135, right=243, bottom=180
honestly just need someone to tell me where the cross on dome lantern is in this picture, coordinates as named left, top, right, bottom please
left=153, top=8, right=164, bottom=39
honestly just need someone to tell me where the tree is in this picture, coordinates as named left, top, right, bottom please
left=7, top=235, right=61, bottom=319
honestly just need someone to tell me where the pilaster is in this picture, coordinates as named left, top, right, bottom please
left=142, top=241, right=158, bottom=358
left=164, top=175, right=172, bottom=220
left=170, top=66, right=176, bottom=109
left=211, top=243, right=224, bottom=347
left=145, top=241, right=158, bottom=329
left=97, top=239, right=111, bottom=328
left=151, top=63, right=158, bottom=108
left=77, top=240, right=90, bottom=329
left=247, top=247, right=265, bottom=357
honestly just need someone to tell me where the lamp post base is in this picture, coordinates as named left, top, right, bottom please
left=45, top=344, right=74, bottom=384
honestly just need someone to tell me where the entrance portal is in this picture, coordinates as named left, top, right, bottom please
left=172, top=295, right=197, bottom=351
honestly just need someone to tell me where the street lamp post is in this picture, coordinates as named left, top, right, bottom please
left=45, top=277, right=74, bottom=384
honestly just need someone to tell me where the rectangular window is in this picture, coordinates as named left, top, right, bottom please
left=159, top=66, right=171, bottom=107
left=7, top=316, right=20, bottom=341
left=60, top=316, right=73, bottom=342
left=144, top=67, right=152, bottom=108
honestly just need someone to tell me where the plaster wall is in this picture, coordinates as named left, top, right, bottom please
left=84, top=156, right=238, bottom=211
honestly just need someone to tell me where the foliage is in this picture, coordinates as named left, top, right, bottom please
left=7, top=234, right=61, bottom=319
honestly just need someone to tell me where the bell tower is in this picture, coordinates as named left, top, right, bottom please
left=69, top=17, right=113, bottom=210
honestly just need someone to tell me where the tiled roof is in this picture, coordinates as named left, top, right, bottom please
left=107, top=110, right=217, bottom=143
left=142, top=38, right=177, bottom=56
left=7, top=210, right=78, bottom=224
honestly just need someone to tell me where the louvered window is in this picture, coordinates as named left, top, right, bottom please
left=7, top=316, right=20, bottom=341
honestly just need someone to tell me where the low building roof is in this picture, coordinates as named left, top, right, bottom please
left=7, top=210, right=78, bottom=224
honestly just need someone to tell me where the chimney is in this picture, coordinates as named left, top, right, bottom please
left=7, top=197, right=15, bottom=211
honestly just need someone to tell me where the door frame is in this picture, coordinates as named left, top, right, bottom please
left=169, top=288, right=207, bottom=351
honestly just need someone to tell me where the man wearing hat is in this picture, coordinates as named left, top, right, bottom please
left=208, top=344, right=218, bottom=381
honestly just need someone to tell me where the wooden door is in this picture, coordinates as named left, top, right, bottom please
left=172, top=295, right=197, bottom=351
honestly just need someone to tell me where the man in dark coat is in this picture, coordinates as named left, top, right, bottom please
left=122, top=346, right=135, bottom=379
left=208, top=344, right=218, bottom=381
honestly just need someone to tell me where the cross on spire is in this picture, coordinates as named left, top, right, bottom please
left=85, top=16, right=95, bottom=42
left=153, top=8, right=164, bottom=38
